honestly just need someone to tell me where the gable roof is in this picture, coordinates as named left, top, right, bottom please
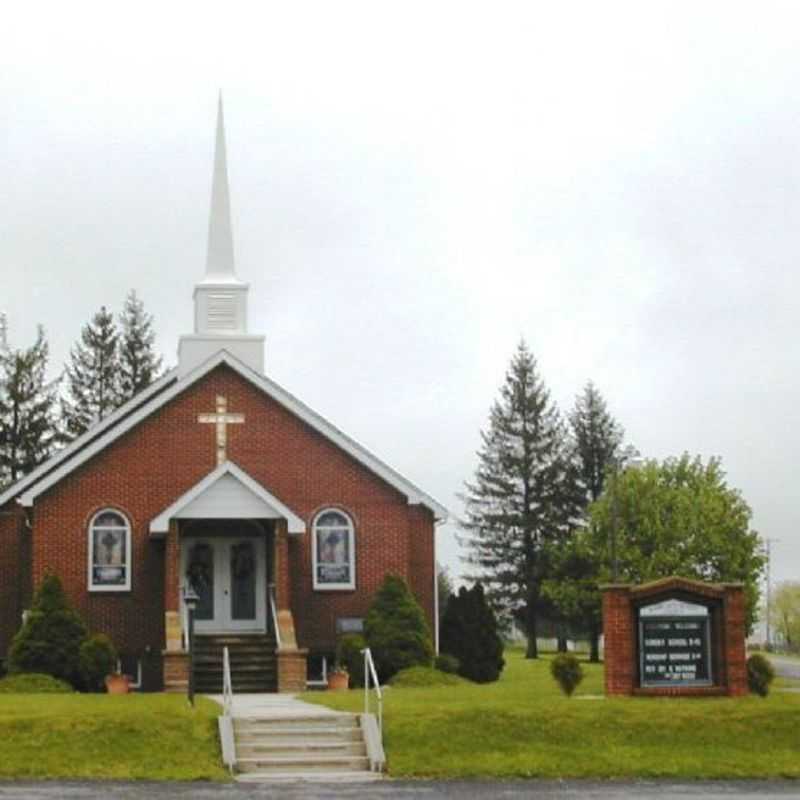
left=150, top=461, right=306, bottom=535
left=0, top=368, right=180, bottom=507
left=5, top=349, right=448, bottom=520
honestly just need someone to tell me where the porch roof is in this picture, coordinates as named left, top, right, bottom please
left=149, top=460, right=306, bottom=536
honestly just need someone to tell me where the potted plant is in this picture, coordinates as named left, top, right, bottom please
left=104, top=671, right=131, bottom=695
left=327, top=665, right=349, bottom=691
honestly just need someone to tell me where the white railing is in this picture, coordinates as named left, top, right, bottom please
left=218, top=645, right=236, bottom=773
left=181, top=595, right=189, bottom=651
left=222, top=646, right=233, bottom=716
left=268, top=585, right=282, bottom=649
left=361, top=647, right=383, bottom=735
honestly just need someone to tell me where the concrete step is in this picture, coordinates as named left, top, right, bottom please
left=236, top=742, right=367, bottom=758
left=236, top=755, right=371, bottom=774
left=235, top=728, right=363, bottom=743
left=233, top=722, right=358, bottom=737
left=234, top=714, right=355, bottom=726
left=235, top=770, right=382, bottom=784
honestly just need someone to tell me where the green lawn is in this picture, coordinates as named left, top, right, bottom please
left=302, top=648, right=800, bottom=779
left=0, top=694, right=228, bottom=781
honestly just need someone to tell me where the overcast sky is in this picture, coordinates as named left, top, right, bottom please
left=2, top=2, right=799, bottom=596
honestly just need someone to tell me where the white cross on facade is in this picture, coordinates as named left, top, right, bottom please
left=197, top=395, right=245, bottom=465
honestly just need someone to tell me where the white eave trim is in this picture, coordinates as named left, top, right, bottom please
left=17, top=349, right=448, bottom=520
left=149, top=460, right=306, bottom=535
left=0, top=368, right=179, bottom=507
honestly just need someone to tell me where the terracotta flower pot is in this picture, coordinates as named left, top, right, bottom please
left=105, top=673, right=130, bottom=695
left=327, top=671, right=349, bottom=691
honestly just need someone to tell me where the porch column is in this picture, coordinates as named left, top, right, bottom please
left=163, top=519, right=189, bottom=692
left=273, top=519, right=308, bottom=692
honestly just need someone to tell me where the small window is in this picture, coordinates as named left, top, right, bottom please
left=88, top=510, right=131, bottom=591
left=312, top=509, right=355, bottom=590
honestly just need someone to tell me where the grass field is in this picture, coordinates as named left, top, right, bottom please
left=302, top=648, right=800, bottom=779
left=0, top=694, right=228, bottom=781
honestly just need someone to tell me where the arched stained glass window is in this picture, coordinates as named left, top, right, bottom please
left=88, top=509, right=131, bottom=591
left=312, top=509, right=355, bottom=590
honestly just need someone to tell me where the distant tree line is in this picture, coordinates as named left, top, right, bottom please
left=460, top=340, right=765, bottom=659
left=0, top=290, right=162, bottom=490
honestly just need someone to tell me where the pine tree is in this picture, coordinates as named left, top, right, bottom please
left=461, top=341, right=584, bottom=659
left=569, top=382, right=624, bottom=503
left=440, top=583, right=505, bottom=683
left=0, top=326, right=59, bottom=489
left=118, top=290, right=162, bottom=403
left=7, top=572, right=88, bottom=687
left=61, top=306, right=120, bottom=440
left=364, top=574, right=434, bottom=682
left=555, top=381, right=624, bottom=661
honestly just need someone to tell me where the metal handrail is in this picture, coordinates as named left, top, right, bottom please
left=222, top=646, right=233, bottom=717
left=361, top=647, right=383, bottom=736
left=268, top=585, right=282, bottom=649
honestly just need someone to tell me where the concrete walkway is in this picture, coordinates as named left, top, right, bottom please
left=205, top=693, right=341, bottom=718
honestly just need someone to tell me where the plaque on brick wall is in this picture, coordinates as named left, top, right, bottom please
left=639, top=599, right=711, bottom=687
left=336, top=617, right=364, bottom=634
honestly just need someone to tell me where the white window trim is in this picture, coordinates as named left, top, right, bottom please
left=88, top=509, right=132, bottom=592
left=312, top=509, right=356, bottom=591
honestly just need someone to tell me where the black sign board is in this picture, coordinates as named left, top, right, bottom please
left=640, top=617, right=711, bottom=687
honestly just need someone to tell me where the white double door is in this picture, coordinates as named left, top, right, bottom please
left=181, top=536, right=267, bottom=633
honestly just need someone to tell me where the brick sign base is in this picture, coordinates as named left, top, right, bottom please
left=602, top=576, right=748, bottom=697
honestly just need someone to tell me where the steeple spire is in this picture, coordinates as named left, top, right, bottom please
left=178, top=95, right=265, bottom=377
left=205, top=92, right=236, bottom=279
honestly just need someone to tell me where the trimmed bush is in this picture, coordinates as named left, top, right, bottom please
left=364, top=575, right=434, bottom=683
left=0, top=673, right=74, bottom=693
left=336, top=633, right=366, bottom=688
left=747, top=653, right=775, bottom=697
left=389, top=666, right=469, bottom=688
left=550, top=653, right=584, bottom=696
left=7, top=573, right=88, bottom=688
left=435, top=653, right=460, bottom=674
left=439, top=583, right=505, bottom=683
left=80, top=634, right=118, bottom=692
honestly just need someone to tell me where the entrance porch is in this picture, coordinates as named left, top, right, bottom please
left=149, top=461, right=308, bottom=693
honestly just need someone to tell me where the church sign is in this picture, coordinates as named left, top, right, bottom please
left=638, top=599, right=711, bottom=687
left=601, top=577, right=749, bottom=697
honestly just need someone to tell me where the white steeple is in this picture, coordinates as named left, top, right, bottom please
left=178, top=95, right=265, bottom=377
left=204, top=93, right=237, bottom=281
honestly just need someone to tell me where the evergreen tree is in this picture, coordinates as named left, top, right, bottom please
left=461, top=341, right=584, bottom=659
left=61, top=306, right=120, bottom=439
left=7, top=573, right=88, bottom=687
left=364, top=575, right=434, bottom=683
left=118, top=290, right=162, bottom=403
left=440, top=583, right=505, bottom=683
left=548, top=381, right=624, bottom=660
left=437, top=563, right=454, bottom=626
left=569, top=382, right=624, bottom=503
left=0, top=326, right=59, bottom=489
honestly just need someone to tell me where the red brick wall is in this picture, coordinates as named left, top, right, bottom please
left=602, top=587, right=636, bottom=695
left=0, top=507, right=28, bottom=661
left=26, top=365, right=435, bottom=671
left=602, top=581, right=748, bottom=697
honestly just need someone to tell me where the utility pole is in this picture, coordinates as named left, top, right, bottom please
left=764, top=539, right=778, bottom=649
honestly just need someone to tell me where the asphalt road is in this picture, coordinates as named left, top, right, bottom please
left=0, top=781, right=799, bottom=799
left=769, top=655, right=800, bottom=681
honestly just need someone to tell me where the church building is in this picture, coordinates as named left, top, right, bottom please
left=0, top=100, right=446, bottom=692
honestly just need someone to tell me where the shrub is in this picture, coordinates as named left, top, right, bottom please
left=439, top=583, right=505, bottom=683
left=747, top=653, right=775, bottom=697
left=7, top=573, right=88, bottom=688
left=550, top=653, right=584, bottom=696
left=80, top=634, right=118, bottom=692
left=0, top=673, right=74, bottom=693
left=336, top=633, right=366, bottom=688
left=389, top=666, right=469, bottom=688
left=364, top=575, right=434, bottom=683
left=435, top=653, right=460, bottom=674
